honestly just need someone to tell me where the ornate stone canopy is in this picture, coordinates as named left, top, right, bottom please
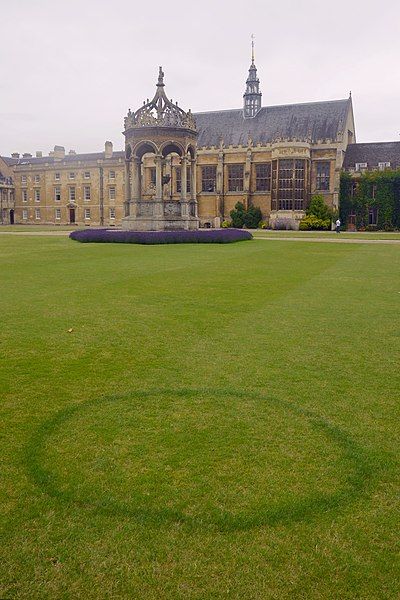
left=122, top=68, right=199, bottom=231
left=124, top=67, right=196, bottom=132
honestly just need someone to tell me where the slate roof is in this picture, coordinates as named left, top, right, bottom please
left=0, top=151, right=125, bottom=167
left=343, top=142, right=400, bottom=170
left=193, top=99, right=351, bottom=147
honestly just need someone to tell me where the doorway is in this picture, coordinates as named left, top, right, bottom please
left=69, top=208, right=76, bottom=224
left=9, top=209, right=14, bottom=225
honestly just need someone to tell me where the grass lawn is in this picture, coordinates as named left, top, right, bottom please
left=1, top=235, right=399, bottom=599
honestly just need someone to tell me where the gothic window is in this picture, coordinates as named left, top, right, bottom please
left=276, top=159, right=306, bottom=210
left=228, top=164, right=244, bottom=192
left=316, top=162, right=330, bottom=191
left=175, top=167, right=191, bottom=193
left=255, top=163, right=271, bottom=192
left=150, top=167, right=156, bottom=185
left=201, top=166, right=217, bottom=192
left=271, top=160, right=278, bottom=210
left=294, top=160, right=306, bottom=210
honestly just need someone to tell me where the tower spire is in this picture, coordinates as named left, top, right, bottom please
left=243, top=36, right=262, bottom=118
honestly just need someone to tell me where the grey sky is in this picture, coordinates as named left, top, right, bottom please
left=1, top=0, right=399, bottom=156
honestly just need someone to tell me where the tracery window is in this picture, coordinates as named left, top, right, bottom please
left=228, top=164, right=244, bottom=192
left=255, top=163, right=271, bottom=192
left=201, top=166, right=217, bottom=192
left=316, top=162, right=330, bottom=191
left=271, top=159, right=307, bottom=211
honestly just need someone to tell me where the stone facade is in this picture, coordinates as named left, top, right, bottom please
left=0, top=157, right=15, bottom=224
left=2, top=56, right=382, bottom=231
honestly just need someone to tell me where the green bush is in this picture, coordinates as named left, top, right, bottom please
left=306, top=194, right=333, bottom=221
left=221, top=220, right=232, bottom=228
left=230, top=202, right=246, bottom=228
left=243, top=205, right=262, bottom=229
left=230, top=202, right=262, bottom=229
left=299, top=215, right=330, bottom=230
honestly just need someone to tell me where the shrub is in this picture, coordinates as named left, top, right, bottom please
left=230, top=202, right=263, bottom=229
left=243, top=205, right=262, bottom=229
left=221, top=220, right=232, bottom=228
left=299, top=215, right=330, bottom=230
left=230, top=202, right=246, bottom=228
left=306, top=194, right=333, bottom=221
left=69, top=229, right=253, bottom=245
left=258, top=221, right=268, bottom=229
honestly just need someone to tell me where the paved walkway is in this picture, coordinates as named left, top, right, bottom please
left=1, top=230, right=399, bottom=244
left=254, top=236, right=400, bottom=245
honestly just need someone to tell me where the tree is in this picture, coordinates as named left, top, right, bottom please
left=306, top=194, right=332, bottom=221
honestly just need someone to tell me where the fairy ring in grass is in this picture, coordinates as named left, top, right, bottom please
left=25, top=388, right=374, bottom=531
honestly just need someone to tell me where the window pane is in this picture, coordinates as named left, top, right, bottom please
left=228, top=164, right=244, bottom=192
left=316, top=162, right=330, bottom=191
left=255, top=163, right=271, bottom=191
left=201, top=166, right=217, bottom=192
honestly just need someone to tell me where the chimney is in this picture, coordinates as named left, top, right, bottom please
left=11, top=152, right=20, bottom=158
left=104, top=140, right=113, bottom=159
left=22, top=153, right=32, bottom=158
left=68, top=149, right=77, bottom=155
left=53, top=145, right=65, bottom=160
left=36, top=151, right=43, bottom=158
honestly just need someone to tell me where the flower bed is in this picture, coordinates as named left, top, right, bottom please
left=69, top=229, right=253, bottom=244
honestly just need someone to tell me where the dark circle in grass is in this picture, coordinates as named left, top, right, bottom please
left=25, top=388, right=374, bottom=531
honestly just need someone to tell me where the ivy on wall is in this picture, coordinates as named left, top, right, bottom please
left=340, top=170, right=400, bottom=230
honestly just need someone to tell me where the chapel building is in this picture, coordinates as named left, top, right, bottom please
left=1, top=52, right=397, bottom=229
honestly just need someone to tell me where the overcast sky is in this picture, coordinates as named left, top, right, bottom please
left=1, top=0, right=399, bottom=156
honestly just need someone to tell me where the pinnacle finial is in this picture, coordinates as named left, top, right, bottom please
left=251, top=34, right=255, bottom=64
left=158, top=66, right=164, bottom=86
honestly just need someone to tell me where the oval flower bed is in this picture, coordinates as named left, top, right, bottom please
left=69, top=229, right=253, bottom=244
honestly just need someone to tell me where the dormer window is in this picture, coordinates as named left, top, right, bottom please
left=355, top=163, right=367, bottom=172
left=378, top=162, right=390, bottom=171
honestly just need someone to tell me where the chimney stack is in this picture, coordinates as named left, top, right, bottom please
left=104, top=140, right=113, bottom=159
left=11, top=152, right=20, bottom=158
left=68, top=149, right=76, bottom=155
left=36, top=151, right=43, bottom=158
left=53, top=145, right=65, bottom=160
left=22, top=153, right=32, bottom=158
